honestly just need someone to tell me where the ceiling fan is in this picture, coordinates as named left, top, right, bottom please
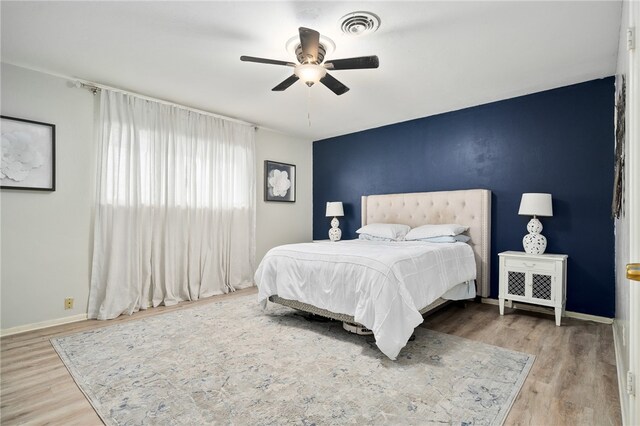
left=240, top=27, right=379, bottom=96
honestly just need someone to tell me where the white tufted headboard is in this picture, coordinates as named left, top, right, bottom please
left=361, top=189, right=491, bottom=297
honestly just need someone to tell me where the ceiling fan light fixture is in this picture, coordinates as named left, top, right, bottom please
left=294, top=64, right=327, bottom=85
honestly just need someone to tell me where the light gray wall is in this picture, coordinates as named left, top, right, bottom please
left=255, top=129, right=313, bottom=263
left=0, top=63, right=313, bottom=332
left=1, top=63, right=97, bottom=330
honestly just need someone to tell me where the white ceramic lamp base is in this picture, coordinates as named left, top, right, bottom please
left=329, top=217, right=342, bottom=242
left=522, top=217, right=547, bottom=255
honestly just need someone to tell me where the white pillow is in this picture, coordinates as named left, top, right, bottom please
left=356, top=223, right=411, bottom=241
left=405, top=224, right=469, bottom=240
left=413, top=234, right=471, bottom=243
left=358, top=234, right=397, bottom=242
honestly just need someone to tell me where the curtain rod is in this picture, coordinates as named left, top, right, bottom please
left=2, top=61, right=258, bottom=129
left=72, top=79, right=256, bottom=128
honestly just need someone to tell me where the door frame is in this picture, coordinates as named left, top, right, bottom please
left=628, top=1, right=639, bottom=424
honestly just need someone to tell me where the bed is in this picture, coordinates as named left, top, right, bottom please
left=255, top=189, right=491, bottom=359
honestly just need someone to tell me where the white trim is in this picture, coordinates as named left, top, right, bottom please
left=614, top=320, right=630, bottom=426
left=563, top=309, right=614, bottom=325
left=481, top=298, right=614, bottom=324
left=628, top=2, right=640, bottom=424
left=624, top=1, right=640, bottom=424
left=1, top=313, right=88, bottom=337
left=483, top=297, right=514, bottom=309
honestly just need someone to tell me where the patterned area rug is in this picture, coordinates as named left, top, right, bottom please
left=52, top=294, right=534, bottom=425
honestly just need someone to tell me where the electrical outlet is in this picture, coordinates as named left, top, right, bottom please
left=64, top=297, right=74, bottom=310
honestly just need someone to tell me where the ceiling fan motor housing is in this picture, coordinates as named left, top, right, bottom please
left=295, top=43, right=327, bottom=64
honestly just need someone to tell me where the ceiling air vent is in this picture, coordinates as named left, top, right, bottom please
left=339, top=11, right=381, bottom=36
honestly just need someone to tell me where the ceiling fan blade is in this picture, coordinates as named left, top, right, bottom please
left=324, top=56, right=380, bottom=70
left=320, top=73, right=350, bottom=96
left=299, top=27, right=320, bottom=63
left=272, top=74, right=300, bottom=91
left=240, top=55, right=296, bottom=67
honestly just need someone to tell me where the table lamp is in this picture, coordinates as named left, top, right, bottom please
left=326, top=202, right=344, bottom=242
left=518, top=193, right=553, bottom=254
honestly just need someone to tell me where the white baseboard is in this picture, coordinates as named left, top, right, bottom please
left=563, top=309, right=614, bottom=324
left=612, top=320, right=629, bottom=426
left=480, top=298, right=614, bottom=324
left=1, top=313, right=88, bottom=337
left=482, top=298, right=513, bottom=308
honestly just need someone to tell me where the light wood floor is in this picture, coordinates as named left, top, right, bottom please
left=1, top=288, right=621, bottom=425
left=422, top=302, right=622, bottom=425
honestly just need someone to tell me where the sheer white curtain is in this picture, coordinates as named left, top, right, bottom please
left=88, top=90, right=256, bottom=320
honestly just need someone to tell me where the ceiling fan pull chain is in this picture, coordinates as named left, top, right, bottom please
left=307, top=85, right=312, bottom=127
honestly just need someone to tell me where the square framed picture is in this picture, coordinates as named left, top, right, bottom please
left=264, top=160, right=295, bottom=202
left=1, top=115, right=56, bottom=191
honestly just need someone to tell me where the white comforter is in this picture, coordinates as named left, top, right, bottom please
left=254, top=240, right=476, bottom=360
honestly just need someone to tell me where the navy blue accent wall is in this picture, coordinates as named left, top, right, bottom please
left=313, top=78, right=615, bottom=317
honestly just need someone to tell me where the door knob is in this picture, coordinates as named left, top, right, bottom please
left=628, top=263, right=640, bottom=282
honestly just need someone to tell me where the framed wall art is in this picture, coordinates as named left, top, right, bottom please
left=264, top=160, right=295, bottom=202
left=1, top=115, right=56, bottom=191
left=612, top=75, right=625, bottom=219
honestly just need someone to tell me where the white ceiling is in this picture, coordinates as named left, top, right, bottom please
left=1, top=1, right=622, bottom=140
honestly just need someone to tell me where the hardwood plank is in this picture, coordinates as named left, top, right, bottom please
left=422, top=303, right=622, bottom=425
left=1, top=290, right=621, bottom=425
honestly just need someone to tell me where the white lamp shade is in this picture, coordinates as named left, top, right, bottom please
left=518, top=193, right=553, bottom=217
left=294, top=64, right=327, bottom=84
left=326, top=202, right=344, bottom=217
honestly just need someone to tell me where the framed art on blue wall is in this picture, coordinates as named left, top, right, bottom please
left=1, top=115, right=56, bottom=191
left=264, top=160, right=295, bottom=202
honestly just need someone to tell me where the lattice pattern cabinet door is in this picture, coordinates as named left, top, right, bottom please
left=507, top=271, right=526, bottom=296
left=531, top=274, right=553, bottom=300
left=498, top=251, right=568, bottom=326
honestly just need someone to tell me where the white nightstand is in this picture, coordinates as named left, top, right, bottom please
left=498, top=251, right=568, bottom=326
